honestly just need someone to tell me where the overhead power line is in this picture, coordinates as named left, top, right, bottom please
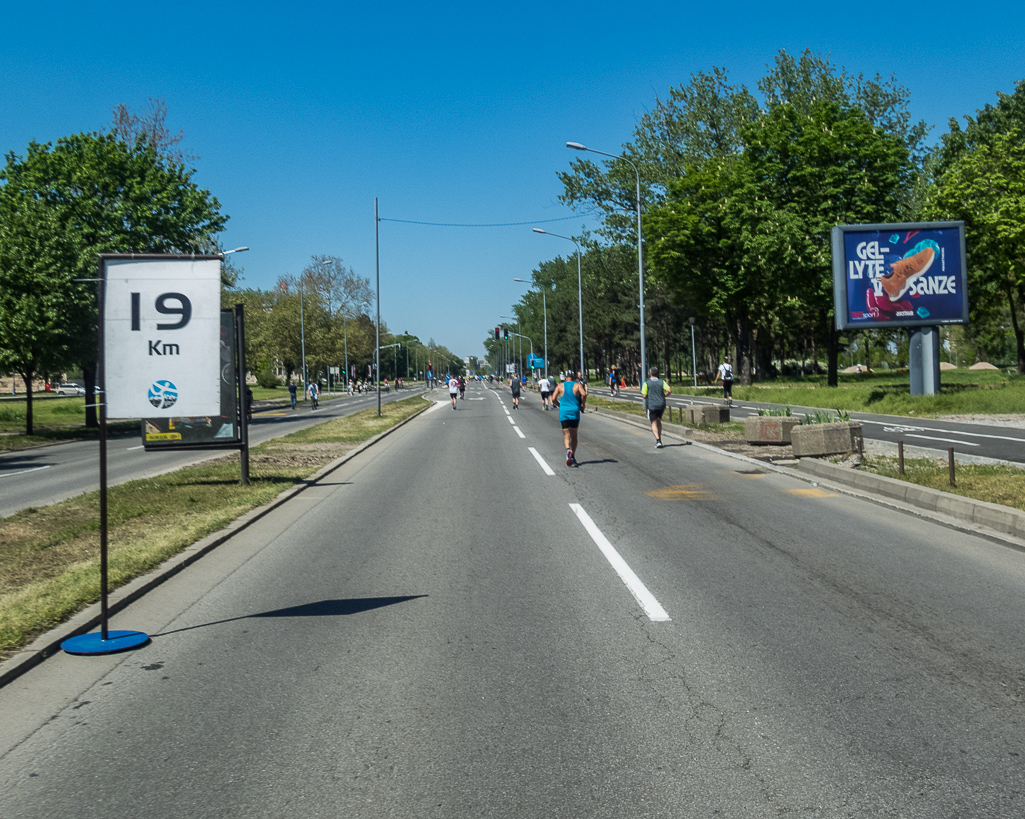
left=378, top=213, right=595, bottom=228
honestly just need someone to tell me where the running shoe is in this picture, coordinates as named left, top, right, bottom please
left=566, top=449, right=573, bottom=467
left=656, top=440, right=663, bottom=448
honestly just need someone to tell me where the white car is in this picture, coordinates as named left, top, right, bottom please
left=56, top=383, right=86, bottom=396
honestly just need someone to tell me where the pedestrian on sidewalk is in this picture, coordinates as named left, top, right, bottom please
left=552, top=370, right=586, bottom=466
left=716, top=356, right=734, bottom=406
left=288, top=380, right=297, bottom=410
left=642, top=366, right=671, bottom=448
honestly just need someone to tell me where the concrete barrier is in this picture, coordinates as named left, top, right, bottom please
left=686, top=405, right=730, bottom=425
left=744, top=415, right=801, bottom=444
left=791, top=421, right=861, bottom=458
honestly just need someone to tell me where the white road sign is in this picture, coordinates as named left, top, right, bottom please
left=103, top=257, right=222, bottom=418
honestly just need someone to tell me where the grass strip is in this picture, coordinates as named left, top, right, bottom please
left=0, top=396, right=427, bottom=660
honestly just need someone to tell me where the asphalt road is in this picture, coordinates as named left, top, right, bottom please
left=608, top=386, right=1025, bottom=463
left=0, top=388, right=424, bottom=518
left=2, top=380, right=1024, bottom=817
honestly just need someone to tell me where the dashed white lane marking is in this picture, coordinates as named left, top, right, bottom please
left=528, top=447, right=556, bottom=476
left=507, top=416, right=515, bottom=425
left=514, top=426, right=526, bottom=439
left=569, top=503, right=671, bottom=622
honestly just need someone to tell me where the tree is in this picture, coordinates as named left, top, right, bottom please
left=929, top=128, right=1025, bottom=369
left=0, top=197, right=89, bottom=433
left=0, top=132, right=227, bottom=430
left=301, top=255, right=373, bottom=319
left=109, top=97, right=198, bottom=168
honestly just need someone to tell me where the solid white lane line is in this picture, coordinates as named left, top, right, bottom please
left=514, top=426, right=526, bottom=439
left=528, top=447, right=556, bottom=476
left=858, top=417, right=1025, bottom=443
left=904, top=434, right=980, bottom=447
left=126, top=445, right=145, bottom=450
left=0, top=465, right=53, bottom=479
left=569, top=503, right=671, bottom=622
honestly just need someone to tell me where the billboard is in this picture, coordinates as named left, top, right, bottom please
left=142, top=311, right=241, bottom=449
left=832, top=222, right=968, bottom=331
left=104, top=255, right=222, bottom=417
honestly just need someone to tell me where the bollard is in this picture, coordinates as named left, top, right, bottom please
left=949, top=447, right=956, bottom=487
left=898, top=440, right=904, bottom=475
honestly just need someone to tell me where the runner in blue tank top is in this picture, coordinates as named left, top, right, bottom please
left=552, top=370, right=586, bottom=466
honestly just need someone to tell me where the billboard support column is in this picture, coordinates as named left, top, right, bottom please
left=909, top=326, right=941, bottom=396
left=236, top=303, right=249, bottom=485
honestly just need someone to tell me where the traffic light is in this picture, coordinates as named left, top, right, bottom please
left=494, top=327, right=500, bottom=339
left=503, top=328, right=509, bottom=340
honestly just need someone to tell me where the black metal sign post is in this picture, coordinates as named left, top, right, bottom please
left=63, top=257, right=151, bottom=655
left=236, top=303, right=249, bottom=485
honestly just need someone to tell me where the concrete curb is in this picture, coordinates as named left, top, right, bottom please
left=0, top=399, right=432, bottom=689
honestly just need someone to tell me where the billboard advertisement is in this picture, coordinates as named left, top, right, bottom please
left=142, top=311, right=241, bottom=449
left=832, top=222, right=968, bottom=331
left=103, top=255, right=222, bottom=418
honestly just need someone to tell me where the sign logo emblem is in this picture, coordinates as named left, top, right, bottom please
left=148, top=380, right=179, bottom=409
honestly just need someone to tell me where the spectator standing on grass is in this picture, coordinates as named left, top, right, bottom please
left=641, top=367, right=671, bottom=448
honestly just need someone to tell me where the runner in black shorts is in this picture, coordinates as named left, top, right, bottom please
left=508, top=374, right=521, bottom=409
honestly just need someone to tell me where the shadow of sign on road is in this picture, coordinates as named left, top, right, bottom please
left=152, top=595, right=427, bottom=638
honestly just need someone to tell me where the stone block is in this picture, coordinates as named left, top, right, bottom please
left=791, top=421, right=862, bottom=458
left=744, top=415, right=801, bottom=444
left=685, top=404, right=730, bottom=425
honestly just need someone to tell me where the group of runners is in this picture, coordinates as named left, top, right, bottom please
left=444, top=353, right=737, bottom=465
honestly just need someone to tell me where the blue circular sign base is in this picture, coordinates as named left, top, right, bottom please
left=62, top=630, right=151, bottom=655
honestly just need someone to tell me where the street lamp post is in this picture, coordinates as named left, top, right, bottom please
left=566, top=141, right=646, bottom=382
left=374, top=197, right=381, bottom=416
left=532, top=229, right=583, bottom=377
left=513, top=278, right=547, bottom=380
left=689, top=316, right=697, bottom=388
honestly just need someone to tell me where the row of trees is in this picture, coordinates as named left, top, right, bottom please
left=226, top=254, right=464, bottom=388
left=502, top=50, right=1024, bottom=386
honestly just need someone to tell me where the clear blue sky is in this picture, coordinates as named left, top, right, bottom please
left=3, top=1, right=1023, bottom=362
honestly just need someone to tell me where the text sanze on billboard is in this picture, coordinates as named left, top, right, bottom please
left=104, top=257, right=221, bottom=418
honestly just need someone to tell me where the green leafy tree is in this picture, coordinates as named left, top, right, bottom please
left=0, top=132, right=226, bottom=430
left=929, top=128, right=1025, bottom=369
left=0, top=198, right=89, bottom=433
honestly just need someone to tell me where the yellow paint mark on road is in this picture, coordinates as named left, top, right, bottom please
left=787, top=487, right=838, bottom=498
left=648, top=484, right=720, bottom=501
